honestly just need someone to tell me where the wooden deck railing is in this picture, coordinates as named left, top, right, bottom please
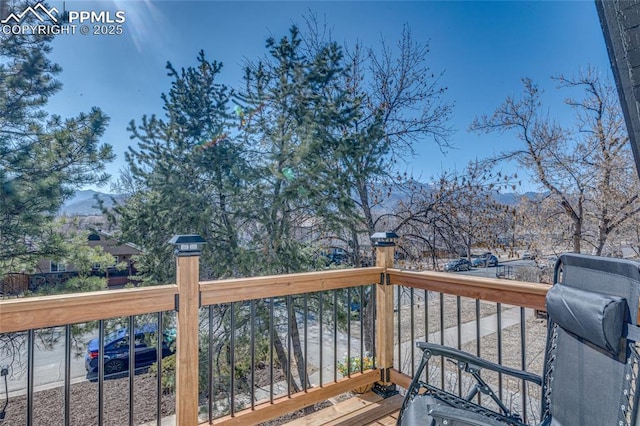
left=388, top=269, right=549, bottom=311
left=0, top=285, right=178, bottom=333
left=385, top=268, right=550, bottom=400
left=0, top=241, right=557, bottom=425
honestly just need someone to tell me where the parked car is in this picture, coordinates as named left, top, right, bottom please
left=444, top=258, right=472, bottom=272
left=540, top=255, right=559, bottom=270
left=471, top=253, right=499, bottom=267
left=85, top=324, right=175, bottom=375
left=521, top=251, right=535, bottom=260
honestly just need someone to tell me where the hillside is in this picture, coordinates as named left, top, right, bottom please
left=60, top=190, right=123, bottom=216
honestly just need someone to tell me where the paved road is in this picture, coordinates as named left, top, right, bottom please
left=2, top=319, right=360, bottom=398
left=453, top=259, right=538, bottom=279
left=1, top=329, right=92, bottom=396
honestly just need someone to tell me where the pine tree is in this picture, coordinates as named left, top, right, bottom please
left=114, top=51, right=248, bottom=284
left=0, top=1, right=113, bottom=278
left=238, top=26, right=364, bottom=273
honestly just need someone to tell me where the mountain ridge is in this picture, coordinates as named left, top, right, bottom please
left=60, top=187, right=543, bottom=216
left=60, top=190, right=122, bottom=215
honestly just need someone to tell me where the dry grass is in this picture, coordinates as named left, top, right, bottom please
left=393, top=291, right=510, bottom=344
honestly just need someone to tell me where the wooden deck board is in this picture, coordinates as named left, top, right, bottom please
left=281, top=392, right=403, bottom=426
left=366, top=411, right=399, bottom=426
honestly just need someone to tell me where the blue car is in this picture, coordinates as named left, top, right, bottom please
left=85, top=324, right=175, bottom=375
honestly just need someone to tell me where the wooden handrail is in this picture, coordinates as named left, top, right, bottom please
left=387, top=269, right=550, bottom=311
left=0, top=285, right=178, bottom=333
left=0, top=268, right=384, bottom=335
left=199, top=267, right=383, bottom=305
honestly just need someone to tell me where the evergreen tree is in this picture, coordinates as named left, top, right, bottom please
left=238, top=26, right=365, bottom=274
left=114, top=51, right=248, bottom=284
left=0, top=1, right=113, bottom=278
left=237, top=26, right=368, bottom=392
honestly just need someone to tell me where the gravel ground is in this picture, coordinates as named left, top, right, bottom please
left=3, top=372, right=175, bottom=426
left=391, top=288, right=549, bottom=424
left=459, top=316, right=548, bottom=422
left=3, top=373, right=357, bottom=426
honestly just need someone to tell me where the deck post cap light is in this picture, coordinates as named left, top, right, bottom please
left=370, top=231, right=399, bottom=247
left=168, top=234, right=206, bottom=257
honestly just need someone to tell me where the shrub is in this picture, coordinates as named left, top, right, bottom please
left=337, top=353, right=374, bottom=377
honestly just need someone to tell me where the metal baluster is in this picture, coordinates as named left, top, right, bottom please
left=424, top=289, right=429, bottom=384
left=287, top=295, right=292, bottom=397
left=371, top=285, right=376, bottom=369
left=347, top=288, right=351, bottom=376
left=98, top=320, right=105, bottom=426
left=319, top=292, right=323, bottom=386
left=269, top=298, right=274, bottom=404
left=440, top=293, right=445, bottom=389
left=158, top=312, right=164, bottom=426
left=208, top=307, right=213, bottom=424
left=303, top=294, right=308, bottom=391
left=457, top=296, right=462, bottom=397
left=230, top=302, right=236, bottom=416
left=397, top=285, right=401, bottom=372
left=128, top=315, right=135, bottom=426
left=410, top=287, right=415, bottom=377
left=251, top=300, right=256, bottom=407
left=475, top=300, right=481, bottom=405
left=359, top=286, right=364, bottom=373
left=27, top=329, right=34, bottom=426
left=333, top=290, right=338, bottom=383
left=64, top=325, right=71, bottom=426
left=521, top=307, right=527, bottom=422
left=497, top=303, right=503, bottom=401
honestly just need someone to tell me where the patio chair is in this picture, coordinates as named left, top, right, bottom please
left=397, top=253, right=640, bottom=426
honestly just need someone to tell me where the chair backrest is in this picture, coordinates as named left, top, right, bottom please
left=541, top=254, right=640, bottom=426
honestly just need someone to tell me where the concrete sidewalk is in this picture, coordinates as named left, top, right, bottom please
left=429, top=307, right=532, bottom=347
left=394, top=306, right=533, bottom=373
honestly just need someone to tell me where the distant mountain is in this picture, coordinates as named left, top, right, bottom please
left=493, top=191, right=544, bottom=206
left=59, top=185, right=543, bottom=216
left=378, top=182, right=543, bottom=209
left=60, top=190, right=123, bottom=216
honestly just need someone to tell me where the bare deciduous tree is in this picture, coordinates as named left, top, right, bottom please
left=556, top=70, right=640, bottom=255
left=471, top=69, right=640, bottom=255
left=342, top=25, right=454, bottom=252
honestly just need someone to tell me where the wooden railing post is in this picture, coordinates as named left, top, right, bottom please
left=169, top=235, right=205, bottom=426
left=372, top=232, right=399, bottom=397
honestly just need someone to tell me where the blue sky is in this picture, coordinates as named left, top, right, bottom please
left=44, top=1, right=612, bottom=192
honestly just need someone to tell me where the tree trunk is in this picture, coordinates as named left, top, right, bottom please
left=356, top=178, right=378, bottom=355
left=272, top=326, right=301, bottom=393
left=287, top=298, right=311, bottom=390
left=572, top=218, right=582, bottom=253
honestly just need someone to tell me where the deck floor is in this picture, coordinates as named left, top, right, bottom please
left=281, top=392, right=403, bottom=426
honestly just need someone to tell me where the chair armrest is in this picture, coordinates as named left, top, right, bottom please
left=416, top=341, right=542, bottom=386
left=429, top=405, right=508, bottom=426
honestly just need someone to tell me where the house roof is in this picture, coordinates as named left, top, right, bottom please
left=87, top=229, right=142, bottom=256
left=596, top=0, right=640, bottom=177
